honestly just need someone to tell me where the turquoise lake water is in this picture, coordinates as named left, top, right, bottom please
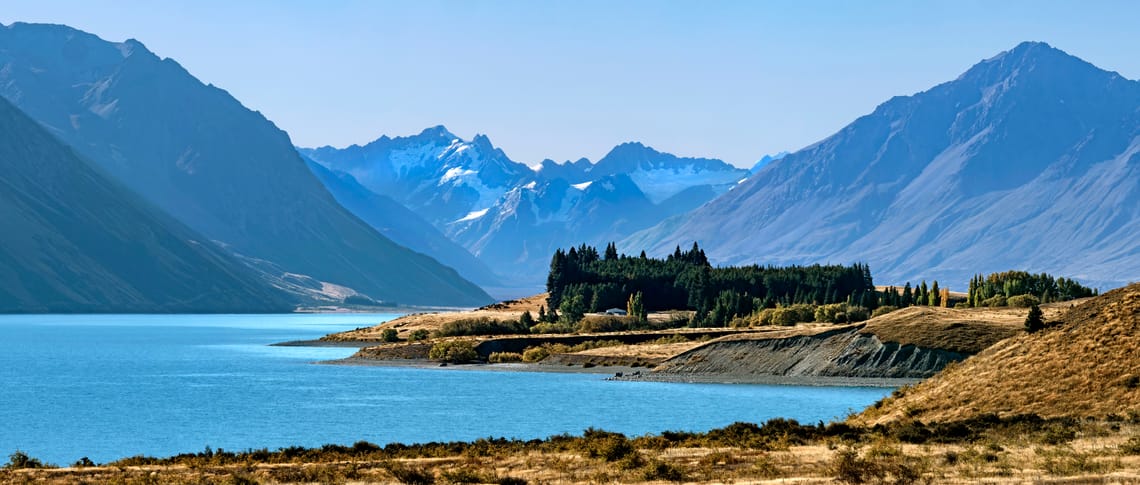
left=0, top=314, right=892, bottom=465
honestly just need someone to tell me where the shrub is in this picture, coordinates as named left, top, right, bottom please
left=577, top=316, right=634, bottom=333
left=641, top=459, right=687, bottom=482
left=1120, top=436, right=1140, bottom=455
left=384, top=462, right=436, bottom=485
left=844, top=306, right=870, bottom=323
left=521, top=343, right=572, bottom=362
left=568, top=340, right=622, bottom=352
left=381, top=328, right=399, bottom=342
left=816, top=304, right=869, bottom=323
left=759, top=304, right=817, bottom=326
left=1007, top=294, right=1041, bottom=308
left=981, top=295, right=1008, bottom=307
left=488, top=352, right=523, bottom=363
left=4, top=450, right=47, bottom=469
left=831, top=443, right=925, bottom=484
left=497, top=477, right=528, bottom=485
left=1036, top=447, right=1111, bottom=476
left=440, top=468, right=490, bottom=484
left=870, top=305, right=898, bottom=318
left=954, top=302, right=970, bottom=309
left=435, top=317, right=528, bottom=337
left=752, top=308, right=777, bottom=326
left=580, top=429, right=637, bottom=462
left=428, top=340, right=478, bottom=363
left=815, top=303, right=848, bottom=323
left=409, top=329, right=430, bottom=342
left=529, top=322, right=576, bottom=334
left=521, top=346, right=548, bottom=362
left=832, top=447, right=876, bottom=484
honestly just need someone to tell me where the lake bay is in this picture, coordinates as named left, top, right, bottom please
left=0, top=314, right=891, bottom=465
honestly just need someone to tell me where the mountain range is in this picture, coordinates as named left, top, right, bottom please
left=625, top=41, right=1140, bottom=289
left=302, top=131, right=750, bottom=283
left=2, top=21, right=1138, bottom=311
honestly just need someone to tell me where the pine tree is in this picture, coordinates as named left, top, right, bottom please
left=519, top=310, right=535, bottom=327
left=919, top=280, right=929, bottom=306
left=604, top=242, right=618, bottom=261
left=930, top=281, right=941, bottom=306
left=547, top=250, right=567, bottom=308
left=537, top=305, right=547, bottom=323
left=1024, top=304, right=1045, bottom=333
left=902, top=282, right=913, bottom=307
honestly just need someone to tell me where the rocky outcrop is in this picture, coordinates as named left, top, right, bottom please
left=652, top=326, right=968, bottom=380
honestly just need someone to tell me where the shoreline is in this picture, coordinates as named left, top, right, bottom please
left=611, top=371, right=920, bottom=387
left=316, top=354, right=916, bottom=387
left=321, top=356, right=642, bottom=376
left=272, top=339, right=375, bottom=348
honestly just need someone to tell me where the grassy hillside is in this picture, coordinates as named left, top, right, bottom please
left=858, top=284, right=1140, bottom=424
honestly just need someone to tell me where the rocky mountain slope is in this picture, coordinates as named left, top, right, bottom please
left=0, top=22, right=491, bottom=306
left=303, top=130, right=748, bottom=283
left=0, top=96, right=291, bottom=313
left=857, top=283, right=1140, bottom=424
left=626, top=42, right=1140, bottom=290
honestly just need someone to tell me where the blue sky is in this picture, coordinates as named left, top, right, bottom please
left=3, top=1, right=1138, bottom=167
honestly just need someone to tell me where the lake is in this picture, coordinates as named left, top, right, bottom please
left=0, top=314, right=892, bottom=465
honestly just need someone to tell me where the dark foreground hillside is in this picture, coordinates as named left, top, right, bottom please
left=0, top=96, right=291, bottom=313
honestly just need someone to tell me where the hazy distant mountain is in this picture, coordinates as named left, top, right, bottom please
left=0, top=96, right=292, bottom=313
left=0, top=22, right=491, bottom=307
left=750, top=151, right=789, bottom=173
left=585, top=142, right=749, bottom=204
left=302, top=157, right=501, bottom=286
left=304, top=131, right=748, bottom=283
left=626, top=42, right=1140, bottom=289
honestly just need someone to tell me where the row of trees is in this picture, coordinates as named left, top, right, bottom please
left=966, top=271, right=1096, bottom=307
left=543, top=244, right=1102, bottom=328
left=546, top=243, right=877, bottom=327
left=877, top=280, right=950, bottom=308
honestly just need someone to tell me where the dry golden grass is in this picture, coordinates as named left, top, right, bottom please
left=573, top=341, right=704, bottom=359
left=856, top=284, right=1140, bottom=425
left=325, top=294, right=693, bottom=342
left=8, top=423, right=1139, bottom=484
left=857, top=304, right=1070, bottom=354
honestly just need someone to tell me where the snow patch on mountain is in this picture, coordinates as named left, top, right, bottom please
left=456, top=208, right=489, bottom=223
left=441, top=167, right=477, bottom=184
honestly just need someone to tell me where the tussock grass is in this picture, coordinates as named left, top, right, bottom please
left=857, top=284, right=1140, bottom=425
left=4, top=416, right=1139, bottom=483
